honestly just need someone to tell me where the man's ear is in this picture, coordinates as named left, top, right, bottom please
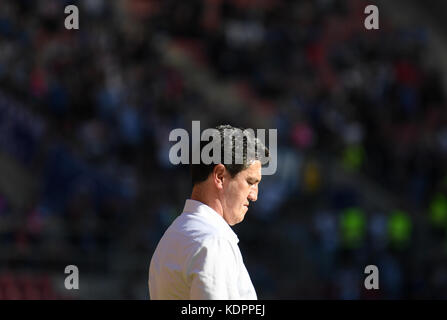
left=212, top=164, right=226, bottom=190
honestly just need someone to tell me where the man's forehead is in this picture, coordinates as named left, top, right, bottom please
left=245, top=161, right=262, bottom=179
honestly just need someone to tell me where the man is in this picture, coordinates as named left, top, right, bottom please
left=149, top=124, right=269, bottom=299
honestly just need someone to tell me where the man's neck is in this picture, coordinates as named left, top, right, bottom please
left=191, top=185, right=224, bottom=218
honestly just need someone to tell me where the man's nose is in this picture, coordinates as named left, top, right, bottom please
left=248, top=186, right=258, bottom=202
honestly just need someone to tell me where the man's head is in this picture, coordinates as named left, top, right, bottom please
left=190, top=125, right=269, bottom=226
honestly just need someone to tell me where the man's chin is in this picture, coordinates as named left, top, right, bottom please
left=228, top=214, right=245, bottom=226
left=238, top=210, right=247, bottom=223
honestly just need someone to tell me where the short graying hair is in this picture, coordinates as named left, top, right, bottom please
left=190, top=124, right=269, bottom=185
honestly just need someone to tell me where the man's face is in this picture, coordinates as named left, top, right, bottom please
left=221, top=160, right=262, bottom=226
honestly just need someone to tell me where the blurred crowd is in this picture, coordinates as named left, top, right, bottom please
left=0, top=0, right=447, bottom=299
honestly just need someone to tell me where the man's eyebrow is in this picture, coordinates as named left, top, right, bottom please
left=247, top=177, right=261, bottom=183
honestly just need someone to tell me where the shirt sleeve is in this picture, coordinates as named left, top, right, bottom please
left=187, top=236, right=240, bottom=299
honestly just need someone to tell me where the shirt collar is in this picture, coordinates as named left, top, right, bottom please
left=182, top=199, right=239, bottom=243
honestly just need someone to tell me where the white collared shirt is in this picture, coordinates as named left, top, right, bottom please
left=149, top=199, right=257, bottom=300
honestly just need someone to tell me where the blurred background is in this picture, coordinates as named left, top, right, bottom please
left=1, top=0, right=447, bottom=299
